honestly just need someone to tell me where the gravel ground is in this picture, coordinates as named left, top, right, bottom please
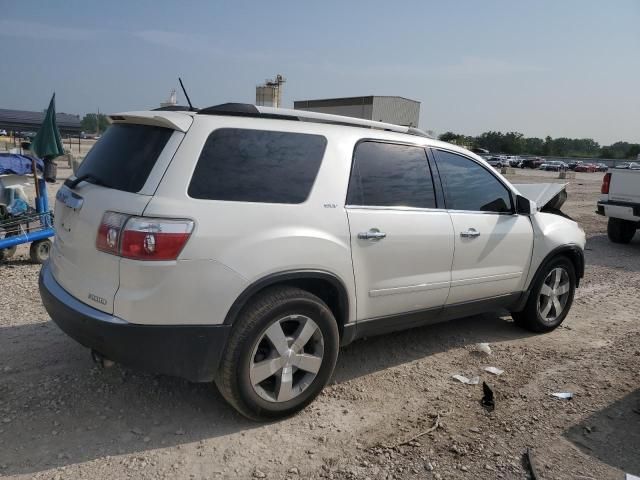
left=1, top=167, right=639, bottom=480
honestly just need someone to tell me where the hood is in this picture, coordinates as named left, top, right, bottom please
left=513, top=183, right=568, bottom=211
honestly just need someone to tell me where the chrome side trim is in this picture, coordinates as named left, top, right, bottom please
left=345, top=205, right=446, bottom=213
left=40, top=263, right=127, bottom=325
left=447, top=209, right=515, bottom=216
left=345, top=206, right=515, bottom=216
left=450, top=272, right=522, bottom=287
left=369, top=280, right=450, bottom=297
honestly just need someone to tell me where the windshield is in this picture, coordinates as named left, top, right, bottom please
left=75, top=123, right=173, bottom=193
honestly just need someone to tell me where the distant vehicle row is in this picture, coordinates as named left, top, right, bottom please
left=482, top=155, right=637, bottom=173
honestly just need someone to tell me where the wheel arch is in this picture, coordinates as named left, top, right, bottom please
left=223, top=270, right=350, bottom=335
left=534, top=245, right=584, bottom=284
left=512, top=245, right=584, bottom=313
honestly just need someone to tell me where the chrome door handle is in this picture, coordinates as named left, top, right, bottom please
left=460, top=228, right=481, bottom=238
left=358, top=229, right=387, bottom=240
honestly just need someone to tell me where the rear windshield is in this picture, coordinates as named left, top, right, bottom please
left=75, top=123, right=173, bottom=193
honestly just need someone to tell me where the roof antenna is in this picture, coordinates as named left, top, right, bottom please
left=179, top=77, right=195, bottom=111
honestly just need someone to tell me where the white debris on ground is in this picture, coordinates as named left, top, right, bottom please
left=484, top=366, right=504, bottom=376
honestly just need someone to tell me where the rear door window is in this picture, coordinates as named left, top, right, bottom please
left=347, top=141, right=437, bottom=208
left=188, top=128, right=327, bottom=204
left=75, top=124, right=173, bottom=193
left=434, top=150, right=513, bottom=213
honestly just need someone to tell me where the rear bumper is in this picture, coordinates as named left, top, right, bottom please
left=597, top=200, right=640, bottom=222
left=39, top=263, right=230, bottom=382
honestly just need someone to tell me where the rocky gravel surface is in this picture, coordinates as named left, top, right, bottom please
left=1, top=168, right=639, bottom=479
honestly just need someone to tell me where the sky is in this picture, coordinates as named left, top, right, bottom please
left=1, top=1, right=638, bottom=145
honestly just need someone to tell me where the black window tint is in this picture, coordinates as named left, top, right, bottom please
left=435, top=150, right=512, bottom=213
left=75, top=124, right=173, bottom=193
left=188, top=128, right=326, bottom=203
left=347, top=142, right=436, bottom=208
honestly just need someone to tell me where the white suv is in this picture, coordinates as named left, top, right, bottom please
left=39, top=104, right=585, bottom=420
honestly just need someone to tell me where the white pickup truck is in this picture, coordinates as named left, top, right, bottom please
left=597, top=169, right=640, bottom=243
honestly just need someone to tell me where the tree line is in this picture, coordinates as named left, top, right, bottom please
left=439, top=131, right=640, bottom=159
left=80, top=113, right=110, bottom=134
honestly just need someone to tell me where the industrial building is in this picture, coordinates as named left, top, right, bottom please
left=256, top=74, right=286, bottom=108
left=294, top=96, right=420, bottom=127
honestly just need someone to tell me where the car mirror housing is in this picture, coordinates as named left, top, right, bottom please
left=516, top=194, right=535, bottom=215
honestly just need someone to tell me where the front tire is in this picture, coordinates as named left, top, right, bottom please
left=511, top=256, right=576, bottom=333
left=215, top=286, right=339, bottom=421
left=607, top=217, right=637, bottom=244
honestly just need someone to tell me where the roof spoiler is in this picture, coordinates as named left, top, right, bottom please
left=108, top=111, right=194, bottom=132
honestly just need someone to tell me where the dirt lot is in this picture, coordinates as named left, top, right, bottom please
left=1, top=168, right=639, bottom=479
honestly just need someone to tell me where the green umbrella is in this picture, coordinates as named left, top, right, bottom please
left=31, top=93, right=65, bottom=160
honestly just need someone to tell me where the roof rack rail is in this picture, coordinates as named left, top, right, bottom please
left=153, top=105, right=199, bottom=112
left=197, top=103, right=432, bottom=138
left=198, top=103, right=299, bottom=121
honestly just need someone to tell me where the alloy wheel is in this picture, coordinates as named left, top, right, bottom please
left=249, top=314, right=324, bottom=403
left=538, top=267, right=571, bottom=323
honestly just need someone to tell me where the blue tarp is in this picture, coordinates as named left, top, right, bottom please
left=0, top=154, right=43, bottom=176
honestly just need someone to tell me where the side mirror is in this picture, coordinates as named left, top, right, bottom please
left=516, top=194, right=535, bottom=215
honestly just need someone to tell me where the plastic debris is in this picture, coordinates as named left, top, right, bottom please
left=475, top=343, right=492, bottom=355
left=484, top=366, right=504, bottom=376
left=551, top=392, right=574, bottom=400
left=481, top=382, right=495, bottom=411
left=452, top=374, right=480, bottom=385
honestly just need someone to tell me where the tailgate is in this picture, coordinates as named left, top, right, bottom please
left=50, top=118, right=189, bottom=314
left=609, top=170, right=640, bottom=204
left=51, top=185, right=150, bottom=313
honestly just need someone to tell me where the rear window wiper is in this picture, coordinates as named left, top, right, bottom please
left=64, top=174, right=107, bottom=190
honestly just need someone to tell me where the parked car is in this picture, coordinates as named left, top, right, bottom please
left=615, top=162, right=640, bottom=169
left=505, top=156, right=521, bottom=167
left=574, top=163, right=597, bottom=173
left=521, top=157, right=544, bottom=169
left=40, top=103, right=586, bottom=420
left=568, top=161, right=583, bottom=170
left=594, top=163, right=609, bottom=172
left=0, top=129, right=7, bottom=136
left=486, top=156, right=504, bottom=168
left=597, top=169, right=640, bottom=243
left=540, top=161, right=568, bottom=171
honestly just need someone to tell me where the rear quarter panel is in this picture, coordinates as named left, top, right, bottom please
left=138, top=116, right=360, bottom=325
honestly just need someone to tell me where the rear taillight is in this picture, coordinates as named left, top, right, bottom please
left=120, top=217, right=194, bottom=260
left=96, top=211, right=128, bottom=255
left=97, top=212, right=193, bottom=261
left=601, top=172, right=611, bottom=194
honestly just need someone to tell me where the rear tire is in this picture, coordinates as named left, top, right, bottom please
left=607, top=217, right=637, bottom=244
left=0, top=246, right=16, bottom=261
left=29, top=239, right=52, bottom=264
left=215, top=286, right=339, bottom=421
left=0, top=232, right=18, bottom=261
left=511, top=256, right=576, bottom=333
